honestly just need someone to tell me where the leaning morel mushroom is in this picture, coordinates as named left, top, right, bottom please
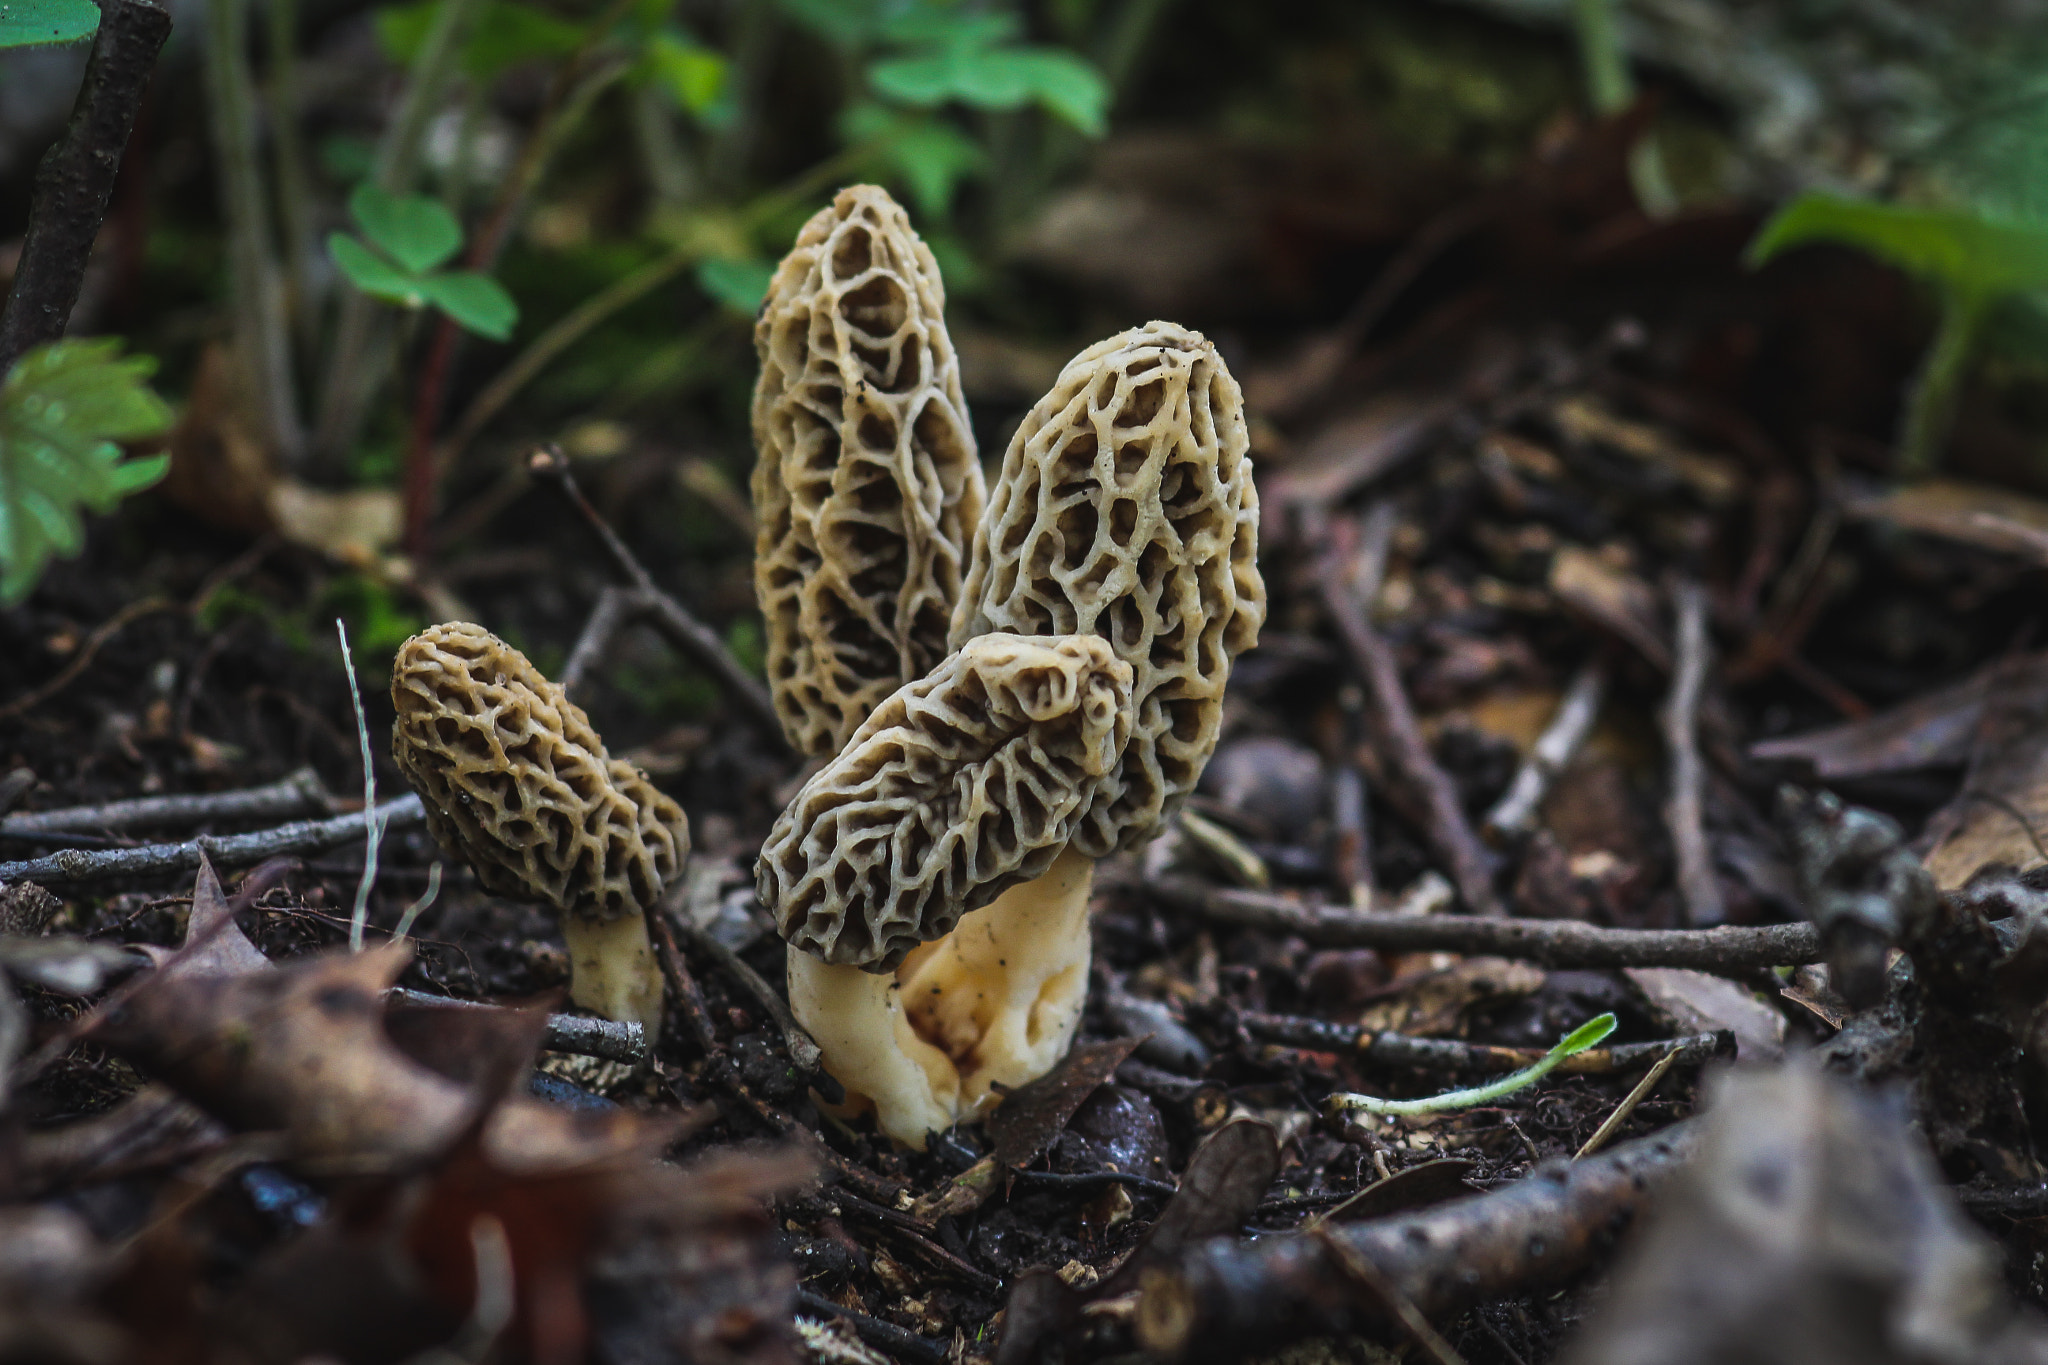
left=390, top=622, right=689, bottom=1032
left=752, top=183, right=984, bottom=758
left=759, top=633, right=1134, bottom=1145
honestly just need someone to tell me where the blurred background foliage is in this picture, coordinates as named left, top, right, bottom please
left=5, top=0, right=2048, bottom=718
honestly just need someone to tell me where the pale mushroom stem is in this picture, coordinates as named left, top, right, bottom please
left=561, top=912, right=665, bottom=1035
left=788, top=846, right=1095, bottom=1148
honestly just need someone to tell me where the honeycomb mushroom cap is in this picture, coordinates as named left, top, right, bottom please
left=759, top=633, right=1134, bottom=970
left=391, top=623, right=689, bottom=921
left=752, top=184, right=984, bottom=758
left=950, top=321, right=1265, bottom=856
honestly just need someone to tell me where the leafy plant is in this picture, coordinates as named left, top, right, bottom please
left=330, top=184, right=519, bottom=341
left=1325, top=1013, right=1618, bottom=1118
left=1748, top=194, right=2048, bottom=475
left=0, top=339, right=172, bottom=604
left=0, top=0, right=98, bottom=48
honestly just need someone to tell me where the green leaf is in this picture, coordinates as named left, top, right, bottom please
left=374, top=0, right=585, bottom=78
left=329, top=232, right=428, bottom=307
left=844, top=105, right=987, bottom=214
left=869, top=43, right=1108, bottom=134
left=0, top=340, right=172, bottom=605
left=1325, top=1012, right=1619, bottom=1118
left=696, top=258, right=776, bottom=314
left=1747, top=194, right=2048, bottom=302
left=878, top=8, right=1016, bottom=50
left=645, top=31, right=728, bottom=115
left=348, top=184, right=463, bottom=274
left=415, top=272, right=518, bottom=340
left=0, top=0, right=99, bottom=49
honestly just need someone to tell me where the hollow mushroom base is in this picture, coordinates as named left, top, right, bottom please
left=561, top=911, right=665, bottom=1035
left=787, top=847, right=1095, bottom=1148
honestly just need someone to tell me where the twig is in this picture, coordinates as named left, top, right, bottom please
left=1484, top=660, right=1606, bottom=841
left=386, top=986, right=647, bottom=1064
left=1318, top=507, right=1500, bottom=915
left=1241, top=1011, right=1731, bottom=1076
left=1574, top=1046, right=1681, bottom=1159
left=1152, top=878, right=1820, bottom=973
left=1, top=767, right=329, bottom=834
left=558, top=585, right=638, bottom=695
left=527, top=446, right=784, bottom=744
left=0, top=598, right=177, bottom=720
left=335, top=621, right=383, bottom=951
left=0, top=0, right=171, bottom=375
left=1662, top=582, right=1725, bottom=926
left=1132, top=1122, right=1700, bottom=1360
left=0, top=795, right=424, bottom=885
left=1008, top=1167, right=1180, bottom=1197
left=795, top=1292, right=950, bottom=1365
left=670, top=915, right=828, bottom=1085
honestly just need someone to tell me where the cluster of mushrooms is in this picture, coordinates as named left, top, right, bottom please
left=383, top=184, right=1264, bottom=1150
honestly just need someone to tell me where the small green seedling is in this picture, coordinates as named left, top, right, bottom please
left=0, top=0, right=99, bottom=48
left=1748, top=194, right=2048, bottom=476
left=1326, top=1012, right=1618, bottom=1118
left=329, top=184, right=518, bottom=341
left=0, top=339, right=171, bottom=605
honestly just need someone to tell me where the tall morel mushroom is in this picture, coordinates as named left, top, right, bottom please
left=391, top=622, right=689, bottom=1032
left=758, top=317, right=1264, bottom=1146
left=752, top=183, right=984, bottom=757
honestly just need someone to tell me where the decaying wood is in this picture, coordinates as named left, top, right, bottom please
left=1154, top=878, right=1822, bottom=972
left=1134, top=1122, right=1699, bottom=1359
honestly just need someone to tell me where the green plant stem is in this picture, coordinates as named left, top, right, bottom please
left=1328, top=1014, right=1618, bottom=1117
left=201, top=0, right=303, bottom=463
left=312, top=0, right=488, bottom=472
left=263, top=0, right=319, bottom=361
left=1899, top=288, right=1986, bottom=477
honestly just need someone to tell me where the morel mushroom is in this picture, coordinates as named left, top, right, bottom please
left=391, top=622, right=689, bottom=1032
left=759, top=633, right=1134, bottom=1145
left=759, top=321, right=1264, bottom=1146
left=752, top=183, right=984, bottom=758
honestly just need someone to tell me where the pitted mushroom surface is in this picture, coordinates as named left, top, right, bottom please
left=390, top=622, right=688, bottom=1029
left=752, top=184, right=984, bottom=757
left=951, top=320, right=1265, bottom=855
left=758, top=632, right=1134, bottom=971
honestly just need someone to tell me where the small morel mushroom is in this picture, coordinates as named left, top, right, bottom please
left=752, top=183, right=984, bottom=758
left=758, top=319, right=1264, bottom=1147
left=390, top=622, right=689, bottom=1032
left=758, top=633, right=1134, bottom=1146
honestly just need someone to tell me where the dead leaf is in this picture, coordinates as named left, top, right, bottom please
left=989, top=1038, right=1146, bottom=1172
left=1923, top=655, right=2048, bottom=890
left=1844, top=477, right=2048, bottom=561
left=1749, top=656, right=2048, bottom=778
left=1562, top=1060, right=2048, bottom=1365
left=1315, top=1159, right=1477, bottom=1226
left=1624, top=968, right=1784, bottom=1063
left=1550, top=395, right=1744, bottom=507
left=267, top=481, right=403, bottom=567
left=1549, top=546, right=1670, bottom=669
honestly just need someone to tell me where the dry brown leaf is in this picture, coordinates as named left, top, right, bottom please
left=1922, top=656, right=2048, bottom=890
left=1748, top=655, right=2048, bottom=778
left=1550, top=396, right=1744, bottom=507
left=1624, top=967, right=1785, bottom=1063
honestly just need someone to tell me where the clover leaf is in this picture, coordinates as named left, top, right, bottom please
left=329, top=185, right=518, bottom=341
left=0, top=340, right=172, bottom=605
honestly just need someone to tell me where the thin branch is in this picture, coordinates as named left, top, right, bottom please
left=527, top=446, right=785, bottom=745
left=1318, top=506, right=1500, bottom=915
left=386, top=986, right=647, bottom=1064
left=1151, top=877, right=1820, bottom=973
left=1484, top=660, right=1606, bottom=841
left=1574, top=1046, right=1681, bottom=1159
left=1132, top=1122, right=1700, bottom=1360
left=558, top=585, right=637, bottom=695
left=1662, top=582, right=1725, bottom=926
left=1, top=767, right=329, bottom=834
left=0, top=0, right=171, bottom=374
left=0, top=795, right=424, bottom=885
left=1241, top=1011, right=1731, bottom=1075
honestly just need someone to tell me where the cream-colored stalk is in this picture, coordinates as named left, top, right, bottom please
left=788, top=847, right=1093, bottom=1147
left=561, top=912, right=664, bottom=1035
